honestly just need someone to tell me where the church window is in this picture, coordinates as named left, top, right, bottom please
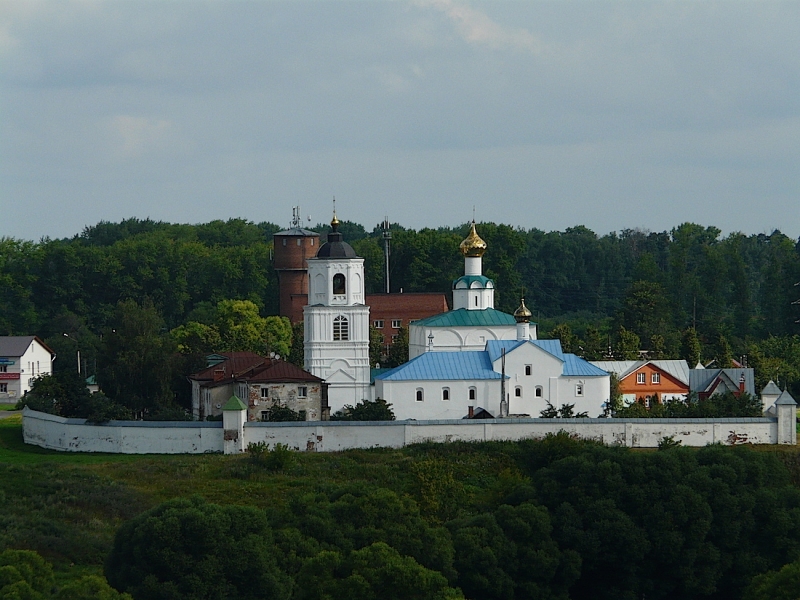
left=515, top=387, right=522, bottom=398
left=535, top=386, right=543, bottom=397
left=442, top=388, right=450, bottom=401
left=416, top=388, right=424, bottom=402
left=575, top=384, right=584, bottom=397
left=333, top=316, right=349, bottom=341
left=333, top=273, right=346, bottom=295
left=651, top=373, right=660, bottom=384
left=469, top=387, right=476, bottom=401
left=525, top=365, right=531, bottom=376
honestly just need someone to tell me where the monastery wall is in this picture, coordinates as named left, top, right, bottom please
left=22, top=407, right=791, bottom=454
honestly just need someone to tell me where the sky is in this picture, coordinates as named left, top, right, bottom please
left=1, top=0, right=799, bottom=241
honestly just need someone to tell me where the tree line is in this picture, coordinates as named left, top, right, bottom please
left=2, top=217, right=800, bottom=398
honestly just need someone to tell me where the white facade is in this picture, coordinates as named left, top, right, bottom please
left=409, top=318, right=521, bottom=359
left=0, top=336, right=54, bottom=401
left=304, top=231, right=371, bottom=414
left=377, top=340, right=611, bottom=421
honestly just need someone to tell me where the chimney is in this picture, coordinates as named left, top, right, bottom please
left=468, top=406, right=474, bottom=418
left=739, top=372, right=746, bottom=395
left=214, top=369, right=225, bottom=382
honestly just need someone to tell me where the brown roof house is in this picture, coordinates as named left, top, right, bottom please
left=188, top=352, right=327, bottom=422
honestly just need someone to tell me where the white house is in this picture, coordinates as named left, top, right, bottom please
left=0, top=336, right=56, bottom=402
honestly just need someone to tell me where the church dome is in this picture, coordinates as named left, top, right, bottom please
left=460, top=222, right=487, bottom=258
left=513, top=298, right=532, bottom=323
left=316, top=212, right=357, bottom=258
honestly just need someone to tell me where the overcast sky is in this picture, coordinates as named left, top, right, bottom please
left=1, top=0, right=798, bottom=241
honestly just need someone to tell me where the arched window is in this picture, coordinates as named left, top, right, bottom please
left=333, top=273, right=346, bottom=295
left=442, top=388, right=450, bottom=401
left=535, top=386, right=543, bottom=398
left=515, top=387, right=522, bottom=398
left=469, top=387, right=477, bottom=401
left=333, top=316, right=349, bottom=341
left=416, top=388, right=424, bottom=402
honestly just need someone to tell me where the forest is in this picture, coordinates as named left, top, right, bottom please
left=1, top=217, right=800, bottom=407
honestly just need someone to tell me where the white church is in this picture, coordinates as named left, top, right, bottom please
left=304, top=215, right=610, bottom=419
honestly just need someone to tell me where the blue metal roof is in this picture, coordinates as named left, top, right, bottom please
left=562, top=354, right=609, bottom=377
left=375, top=351, right=504, bottom=381
left=532, top=339, right=565, bottom=361
left=413, top=308, right=517, bottom=328
left=485, top=340, right=527, bottom=363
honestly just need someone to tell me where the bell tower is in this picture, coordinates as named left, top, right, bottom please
left=304, top=210, right=370, bottom=412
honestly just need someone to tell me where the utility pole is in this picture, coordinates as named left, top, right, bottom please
left=500, top=349, right=508, bottom=418
left=382, top=217, right=392, bottom=294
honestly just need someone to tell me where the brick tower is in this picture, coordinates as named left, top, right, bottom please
left=273, top=207, right=320, bottom=323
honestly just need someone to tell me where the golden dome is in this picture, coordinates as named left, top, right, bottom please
left=460, top=221, right=487, bottom=258
left=330, top=211, right=340, bottom=228
left=514, top=298, right=532, bottom=323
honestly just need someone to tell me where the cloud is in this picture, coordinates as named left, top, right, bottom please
left=108, top=115, right=174, bottom=159
left=418, top=0, right=544, bottom=53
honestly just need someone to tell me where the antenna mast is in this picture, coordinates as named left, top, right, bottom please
left=382, top=217, right=392, bottom=294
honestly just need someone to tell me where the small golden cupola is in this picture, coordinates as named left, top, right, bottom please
left=459, top=221, right=487, bottom=258
left=514, top=298, right=532, bottom=323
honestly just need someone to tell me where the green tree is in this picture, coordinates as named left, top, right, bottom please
left=0, top=550, right=53, bottom=600
left=287, top=321, right=305, bottom=368
left=549, top=323, right=578, bottom=354
left=613, top=326, right=640, bottom=360
left=681, top=327, right=702, bottom=367
left=16, top=370, right=129, bottom=422
left=386, top=327, right=409, bottom=368
left=55, top=575, right=133, bottom=600
left=369, top=326, right=385, bottom=367
left=105, top=496, right=291, bottom=600
left=581, top=325, right=606, bottom=360
left=295, top=542, right=463, bottom=600
left=97, top=299, right=178, bottom=416
left=745, top=558, right=800, bottom=600
left=332, top=398, right=395, bottom=421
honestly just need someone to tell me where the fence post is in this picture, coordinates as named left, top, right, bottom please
left=222, top=395, right=247, bottom=454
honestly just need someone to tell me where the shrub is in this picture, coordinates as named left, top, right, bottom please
left=331, top=398, right=395, bottom=421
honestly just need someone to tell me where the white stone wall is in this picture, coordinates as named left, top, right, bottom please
left=23, top=407, right=788, bottom=454
left=22, top=408, right=223, bottom=454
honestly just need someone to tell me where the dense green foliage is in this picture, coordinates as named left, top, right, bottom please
left=614, top=391, right=763, bottom=418
left=96, top=435, right=800, bottom=600
left=15, top=371, right=129, bottom=423
left=331, top=398, right=396, bottom=421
